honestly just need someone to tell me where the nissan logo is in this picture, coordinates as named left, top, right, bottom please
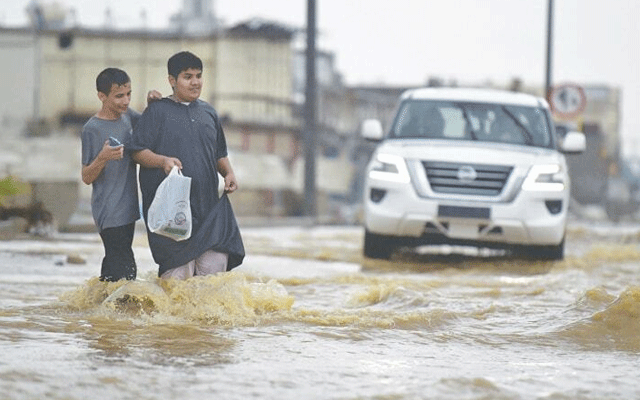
left=457, top=166, right=477, bottom=182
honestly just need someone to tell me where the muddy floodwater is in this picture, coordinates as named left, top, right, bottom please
left=1, top=221, right=640, bottom=399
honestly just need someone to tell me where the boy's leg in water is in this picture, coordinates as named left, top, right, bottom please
left=194, top=250, right=228, bottom=276
left=160, top=250, right=227, bottom=280
left=160, top=261, right=195, bottom=280
left=99, top=222, right=137, bottom=281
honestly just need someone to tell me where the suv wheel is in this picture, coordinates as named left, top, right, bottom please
left=363, top=230, right=395, bottom=259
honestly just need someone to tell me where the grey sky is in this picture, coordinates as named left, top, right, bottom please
left=2, top=0, right=638, bottom=154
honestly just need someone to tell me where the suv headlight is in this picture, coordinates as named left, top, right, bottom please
left=368, top=153, right=410, bottom=183
left=522, top=164, right=565, bottom=192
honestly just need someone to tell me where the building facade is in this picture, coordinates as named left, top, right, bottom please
left=0, top=19, right=360, bottom=225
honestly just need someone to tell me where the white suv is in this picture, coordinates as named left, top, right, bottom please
left=361, top=88, right=585, bottom=260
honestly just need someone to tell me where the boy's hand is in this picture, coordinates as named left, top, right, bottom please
left=100, top=140, right=124, bottom=161
left=162, top=156, right=182, bottom=174
left=223, top=172, right=238, bottom=193
left=147, top=90, right=163, bottom=104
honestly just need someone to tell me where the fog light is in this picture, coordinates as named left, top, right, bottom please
left=370, top=188, right=386, bottom=203
left=545, top=200, right=563, bottom=214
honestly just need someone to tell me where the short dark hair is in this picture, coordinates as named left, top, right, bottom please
left=96, top=68, right=130, bottom=95
left=168, top=51, right=203, bottom=78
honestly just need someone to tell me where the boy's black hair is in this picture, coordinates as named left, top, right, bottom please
left=96, top=68, right=130, bottom=95
left=168, top=51, right=203, bottom=78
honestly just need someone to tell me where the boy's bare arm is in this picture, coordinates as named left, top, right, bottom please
left=133, top=149, right=182, bottom=174
left=217, top=157, right=238, bottom=193
left=82, top=141, right=124, bottom=184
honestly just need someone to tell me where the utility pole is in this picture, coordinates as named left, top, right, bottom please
left=545, top=0, right=554, bottom=100
left=303, top=0, right=317, bottom=218
left=30, top=1, right=44, bottom=123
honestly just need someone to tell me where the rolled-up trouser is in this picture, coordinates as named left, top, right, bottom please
left=99, top=222, right=137, bottom=282
left=160, top=250, right=228, bottom=280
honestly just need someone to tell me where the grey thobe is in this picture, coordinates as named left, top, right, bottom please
left=128, top=98, right=244, bottom=276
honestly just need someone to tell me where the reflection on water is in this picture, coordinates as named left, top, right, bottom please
left=0, top=225, right=640, bottom=399
left=78, top=317, right=236, bottom=363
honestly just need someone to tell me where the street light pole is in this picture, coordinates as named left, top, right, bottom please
left=545, top=0, right=554, bottom=100
left=303, top=0, right=317, bottom=218
left=30, top=2, right=44, bottom=123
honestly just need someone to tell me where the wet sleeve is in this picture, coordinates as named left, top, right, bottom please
left=129, top=104, right=160, bottom=152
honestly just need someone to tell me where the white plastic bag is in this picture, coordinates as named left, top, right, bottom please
left=147, top=166, right=192, bottom=241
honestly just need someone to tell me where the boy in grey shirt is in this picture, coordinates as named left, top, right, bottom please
left=81, top=68, right=149, bottom=281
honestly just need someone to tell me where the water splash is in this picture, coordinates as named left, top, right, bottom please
left=59, top=271, right=295, bottom=326
left=56, top=271, right=463, bottom=330
left=102, top=280, right=170, bottom=314
left=158, top=272, right=294, bottom=325
left=560, top=286, right=640, bottom=351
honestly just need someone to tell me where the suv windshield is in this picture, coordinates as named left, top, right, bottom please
left=391, top=100, right=553, bottom=147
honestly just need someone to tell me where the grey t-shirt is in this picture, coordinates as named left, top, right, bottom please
left=81, top=109, right=141, bottom=231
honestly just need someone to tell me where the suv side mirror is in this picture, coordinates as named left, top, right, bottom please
left=560, top=131, right=586, bottom=153
left=361, top=119, right=384, bottom=141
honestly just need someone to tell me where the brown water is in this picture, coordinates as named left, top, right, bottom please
left=1, top=223, right=640, bottom=399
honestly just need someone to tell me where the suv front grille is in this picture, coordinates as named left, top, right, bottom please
left=423, top=161, right=513, bottom=196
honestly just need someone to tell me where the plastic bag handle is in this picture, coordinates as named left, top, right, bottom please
left=169, top=165, right=182, bottom=176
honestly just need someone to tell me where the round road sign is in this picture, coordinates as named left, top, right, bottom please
left=549, top=84, right=586, bottom=118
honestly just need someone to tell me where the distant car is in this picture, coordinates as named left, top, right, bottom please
left=361, top=87, right=586, bottom=260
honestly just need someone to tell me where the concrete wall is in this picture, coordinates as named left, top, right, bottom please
left=1, top=135, right=81, bottom=229
left=216, top=36, right=293, bottom=125
left=0, top=30, right=36, bottom=139
left=38, top=32, right=216, bottom=118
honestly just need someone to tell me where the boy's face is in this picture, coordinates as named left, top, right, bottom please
left=98, top=82, right=131, bottom=115
left=169, top=68, right=202, bottom=103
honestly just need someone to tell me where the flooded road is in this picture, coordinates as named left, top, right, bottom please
left=1, top=221, right=640, bottom=399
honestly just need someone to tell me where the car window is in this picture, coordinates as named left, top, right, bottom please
left=391, top=100, right=552, bottom=147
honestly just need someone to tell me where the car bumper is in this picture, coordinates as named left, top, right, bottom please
left=364, top=182, right=568, bottom=246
